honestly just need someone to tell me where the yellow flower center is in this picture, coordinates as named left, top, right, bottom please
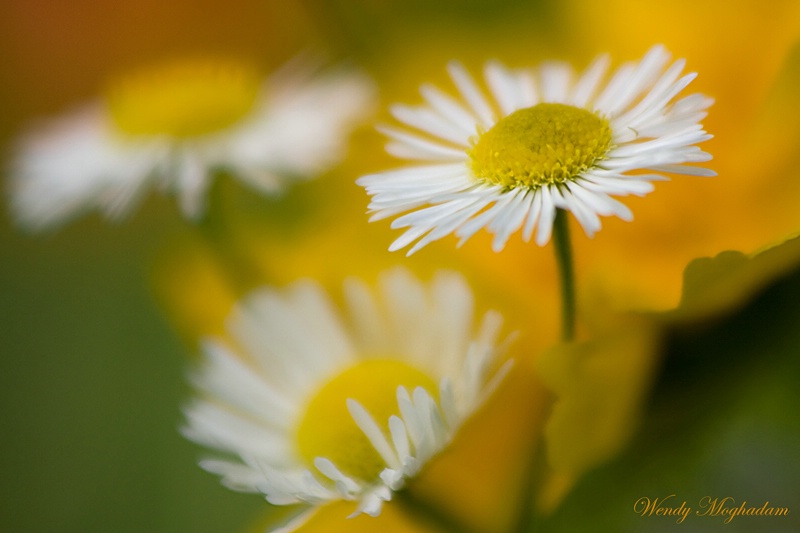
left=106, top=59, right=261, bottom=138
left=468, top=103, right=612, bottom=189
left=296, top=359, right=438, bottom=481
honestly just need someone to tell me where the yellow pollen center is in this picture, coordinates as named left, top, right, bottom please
left=106, top=59, right=261, bottom=138
left=296, top=359, right=438, bottom=481
left=468, top=103, right=612, bottom=189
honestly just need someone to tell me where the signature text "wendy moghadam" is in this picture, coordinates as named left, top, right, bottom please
left=634, top=495, right=790, bottom=524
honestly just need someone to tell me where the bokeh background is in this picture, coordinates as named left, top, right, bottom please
left=2, top=1, right=799, bottom=532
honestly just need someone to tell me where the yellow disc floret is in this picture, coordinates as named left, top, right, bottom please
left=296, top=359, right=438, bottom=481
left=106, top=58, right=261, bottom=138
left=469, top=103, right=612, bottom=189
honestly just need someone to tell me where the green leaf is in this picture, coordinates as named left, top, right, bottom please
left=670, top=234, right=800, bottom=323
left=535, top=318, right=661, bottom=479
left=538, top=247, right=800, bottom=532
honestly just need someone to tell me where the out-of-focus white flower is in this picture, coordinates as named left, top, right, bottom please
left=182, top=268, right=513, bottom=530
left=9, top=57, right=374, bottom=230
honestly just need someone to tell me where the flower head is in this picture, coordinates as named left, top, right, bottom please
left=358, top=45, right=714, bottom=254
left=182, top=268, right=512, bottom=529
left=9, top=57, right=374, bottom=230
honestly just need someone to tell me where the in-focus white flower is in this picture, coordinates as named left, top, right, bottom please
left=182, top=268, right=512, bottom=531
left=9, top=57, right=374, bottom=230
left=358, top=45, right=714, bottom=255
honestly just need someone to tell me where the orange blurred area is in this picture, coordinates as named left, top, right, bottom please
left=0, top=0, right=316, bottom=128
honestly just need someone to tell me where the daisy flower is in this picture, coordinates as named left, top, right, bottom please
left=9, top=57, right=374, bottom=230
left=358, top=45, right=714, bottom=255
left=181, top=268, right=512, bottom=530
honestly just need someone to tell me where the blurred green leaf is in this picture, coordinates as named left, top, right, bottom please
left=671, top=234, right=800, bottom=323
left=536, top=319, right=661, bottom=479
left=539, top=250, right=800, bottom=533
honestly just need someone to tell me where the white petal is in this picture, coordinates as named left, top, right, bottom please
left=571, top=54, right=610, bottom=108
left=539, top=61, right=573, bottom=103
left=420, top=84, right=479, bottom=134
left=343, top=277, right=388, bottom=354
left=560, top=188, right=601, bottom=237
left=447, top=61, right=496, bottom=127
left=313, top=458, right=361, bottom=496
left=484, top=61, right=525, bottom=115
left=488, top=188, right=532, bottom=251
left=381, top=126, right=467, bottom=160
left=453, top=187, right=517, bottom=243
left=568, top=181, right=633, bottom=220
left=397, top=386, right=426, bottom=451
left=535, top=185, right=557, bottom=246
left=439, top=378, right=460, bottom=428
left=353, top=488, right=390, bottom=517
left=390, top=104, right=471, bottom=146
left=597, top=44, right=671, bottom=115
left=388, top=415, right=411, bottom=464
left=521, top=189, right=543, bottom=242
left=347, top=399, right=401, bottom=470
left=193, top=340, right=295, bottom=428
left=647, top=164, right=715, bottom=176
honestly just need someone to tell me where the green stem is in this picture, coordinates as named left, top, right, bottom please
left=396, top=488, right=481, bottom=533
left=552, top=209, right=576, bottom=342
left=511, top=212, right=576, bottom=533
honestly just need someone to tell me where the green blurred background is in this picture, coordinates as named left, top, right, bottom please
left=0, top=2, right=309, bottom=531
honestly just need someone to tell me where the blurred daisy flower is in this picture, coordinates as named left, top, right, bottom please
left=182, top=268, right=512, bottom=530
left=358, top=45, right=714, bottom=254
left=8, top=57, right=374, bottom=230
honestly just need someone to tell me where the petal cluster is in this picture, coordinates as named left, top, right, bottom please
left=358, top=45, right=714, bottom=254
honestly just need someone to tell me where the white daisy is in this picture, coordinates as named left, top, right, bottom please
left=9, top=57, right=374, bottom=230
left=182, top=268, right=513, bottom=530
left=358, top=45, right=715, bottom=255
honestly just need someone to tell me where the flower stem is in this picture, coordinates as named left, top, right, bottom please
left=396, top=488, right=481, bottom=533
left=552, top=209, right=576, bottom=342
